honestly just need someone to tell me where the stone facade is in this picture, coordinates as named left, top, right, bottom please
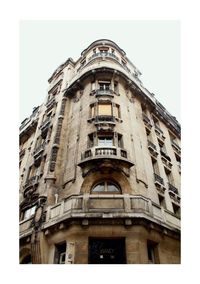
left=19, top=39, right=181, bottom=264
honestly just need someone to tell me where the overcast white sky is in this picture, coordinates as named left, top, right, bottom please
left=20, top=20, right=180, bottom=123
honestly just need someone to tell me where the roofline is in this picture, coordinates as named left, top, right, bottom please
left=81, top=39, right=126, bottom=56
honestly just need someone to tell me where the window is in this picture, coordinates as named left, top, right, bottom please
left=158, top=194, right=166, bottom=209
left=54, top=242, right=66, bottom=264
left=23, top=205, right=36, bottom=220
left=92, top=181, right=121, bottom=193
left=88, top=133, right=94, bottom=148
left=99, top=81, right=110, bottom=90
left=152, top=158, right=159, bottom=175
left=147, top=241, right=159, bottom=264
left=172, top=203, right=180, bottom=218
left=98, top=103, right=112, bottom=116
left=99, top=46, right=109, bottom=53
left=90, top=102, right=121, bottom=119
left=98, top=137, right=113, bottom=147
left=164, top=168, right=174, bottom=185
left=152, top=116, right=159, bottom=127
left=114, top=81, right=119, bottom=94
left=117, top=134, right=123, bottom=148
left=113, top=104, right=120, bottom=118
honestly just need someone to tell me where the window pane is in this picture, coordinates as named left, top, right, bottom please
left=107, top=182, right=120, bottom=192
left=98, top=138, right=113, bottom=147
left=24, top=208, right=31, bottom=219
left=92, top=182, right=105, bottom=192
left=98, top=104, right=112, bottom=115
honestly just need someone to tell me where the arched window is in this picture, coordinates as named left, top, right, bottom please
left=91, top=180, right=121, bottom=193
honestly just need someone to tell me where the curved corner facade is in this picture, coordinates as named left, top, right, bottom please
left=19, top=39, right=181, bottom=264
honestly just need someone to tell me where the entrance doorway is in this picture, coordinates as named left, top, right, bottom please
left=88, top=238, right=126, bottom=264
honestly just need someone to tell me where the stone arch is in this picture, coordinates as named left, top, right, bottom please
left=80, top=170, right=132, bottom=194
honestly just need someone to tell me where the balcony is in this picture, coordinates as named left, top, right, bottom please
left=94, top=115, right=116, bottom=131
left=171, top=140, right=181, bottom=155
left=160, top=150, right=172, bottom=170
left=168, top=183, right=180, bottom=204
left=78, top=146, right=134, bottom=177
left=40, top=117, right=51, bottom=136
left=142, top=114, right=152, bottom=131
left=154, top=173, right=165, bottom=192
left=95, top=89, right=114, bottom=98
left=46, top=96, right=55, bottom=111
left=33, top=142, right=45, bottom=165
left=24, top=175, right=39, bottom=191
left=154, top=173, right=164, bottom=185
left=147, top=140, right=158, bottom=158
left=88, top=52, right=119, bottom=62
left=160, top=149, right=171, bottom=161
left=168, top=183, right=179, bottom=195
left=154, top=124, right=165, bottom=142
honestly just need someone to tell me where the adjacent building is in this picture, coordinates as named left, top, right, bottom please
left=19, top=39, right=181, bottom=264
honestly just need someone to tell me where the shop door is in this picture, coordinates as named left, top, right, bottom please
left=89, top=238, right=126, bottom=264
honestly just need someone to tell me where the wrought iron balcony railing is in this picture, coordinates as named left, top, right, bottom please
left=155, top=124, right=164, bottom=134
left=148, top=140, right=157, bottom=151
left=40, top=117, right=51, bottom=131
left=46, top=96, right=55, bottom=110
left=94, top=115, right=115, bottom=123
left=168, top=183, right=179, bottom=195
left=24, top=175, right=39, bottom=190
left=95, top=89, right=114, bottom=97
left=33, top=142, right=45, bottom=157
left=154, top=173, right=164, bottom=185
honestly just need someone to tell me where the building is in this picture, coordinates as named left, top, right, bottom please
left=19, top=39, right=181, bottom=264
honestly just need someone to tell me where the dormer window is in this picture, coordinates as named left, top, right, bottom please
left=99, top=46, right=109, bottom=54
left=99, top=81, right=110, bottom=91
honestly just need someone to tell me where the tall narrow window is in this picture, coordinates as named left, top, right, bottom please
left=99, top=82, right=110, bottom=90
left=113, top=104, right=120, bottom=118
left=152, top=158, right=159, bottom=176
left=88, top=133, right=94, bottom=148
left=158, top=194, right=166, bottom=209
left=147, top=241, right=159, bottom=264
left=114, top=81, right=119, bottom=94
left=165, top=168, right=174, bottom=185
left=117, top=134, right=123, bottom=148
left=98, top=137, right=113, bottom=147
left=23, top=205, right=36, bottom=220
left=98, top=103, right=112, bottom=116
left=172, top=203, right=180, bottom=218
left=152, top=116, right=159, bottom=127
left=54, top=242, right=67, bottom=264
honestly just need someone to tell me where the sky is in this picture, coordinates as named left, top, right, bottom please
left=20, top=20, right=180, bottom=123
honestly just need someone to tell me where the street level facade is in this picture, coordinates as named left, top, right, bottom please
left=19, top=39, right=181, bottom=264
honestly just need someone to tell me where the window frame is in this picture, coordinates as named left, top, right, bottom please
left=91, top=180, right=121, bottom=194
